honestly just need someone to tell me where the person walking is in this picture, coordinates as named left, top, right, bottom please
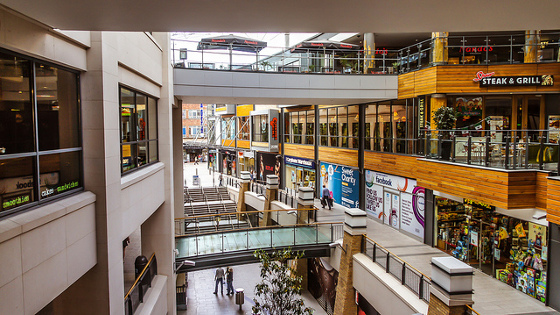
left=194, top=156, right=199, bottom=165
left=218, top=173, right=223, bottom=187
left=225, top=267, right=234, bottom=295
left=322, top=185, right=332, bottom=210
left=213, top=266, right=225, bottom=294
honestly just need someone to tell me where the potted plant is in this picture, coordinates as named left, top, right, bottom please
left=308, top=64, right=316, bottom=73
left=260, top=61, right=272, bottom=71
left=432, top=106, right=457, bottom=160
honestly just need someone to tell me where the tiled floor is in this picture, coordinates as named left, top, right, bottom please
left=178, top=263, right=326, bottom=315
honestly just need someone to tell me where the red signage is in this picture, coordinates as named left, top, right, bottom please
left=460, top=46, right=493, bottom=53
left=270, top=117, right=278, bottom=140
left=211, top=39, right=226, bottom=43
left=473, top=71, right=495, bottom=82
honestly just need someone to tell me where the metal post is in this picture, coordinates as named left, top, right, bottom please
left=505, top=135, right=511, bottom=169
left=401, top=263, right=406, bottom=285
left=467, top=133, right=472, bottom=164
left=539, top=135, right=545, bottom=170
left=386, top=252, right=390, bottom=273
left=484, top=135, right=490, bottom=166
left=418, top=275, right=424, bottom=300
left=373, top=243, right=376, bottom=262
left=196, top=236, right=199, bottom=256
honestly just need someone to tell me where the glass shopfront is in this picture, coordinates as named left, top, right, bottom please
left=0, top=49, right=82, bottom=216
left=284, top=156, right=316, bottom=192
left=435, top=196, right=548, bottom=302
left=237, top=150, right=255, bottom=175
left=220, top=150, right=237, bottom=175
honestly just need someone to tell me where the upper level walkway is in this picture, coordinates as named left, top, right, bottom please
left=174, top=67, right=397, bottom=105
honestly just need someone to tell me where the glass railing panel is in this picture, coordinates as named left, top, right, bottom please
left=272, top=227, right=295, bottom=247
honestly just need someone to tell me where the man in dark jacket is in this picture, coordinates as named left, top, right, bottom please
left=322, top=185, right=331, bottom=210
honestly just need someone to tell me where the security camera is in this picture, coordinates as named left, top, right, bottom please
left=329, top=242, right=338, bottom=248
left=182, top=260, right=196, bottom=266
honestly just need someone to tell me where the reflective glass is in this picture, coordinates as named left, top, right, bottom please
left=39, top=151, right=81, bottom=200
left=0, top=157, right=36, bottom=212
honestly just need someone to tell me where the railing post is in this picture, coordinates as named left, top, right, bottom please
left=539, top=135, right=545, bottom=170
left=419, top=274, right=424, bottom=300
left=467, top=132, right=472, bottom=164
left=195, top=236, right=199, bottom=256
left=484, top=135, right=490, bottom=166
left=139, top=277, right=144, bottom=303
left=373, top=243, right=376, bottom=262
left=401, top=263, right=406, bottom=285
left=386, top=253, right=390, bottom=273
left=505, top=135, right=511, bottom=169
left=451, top=135, right=457, bottom=162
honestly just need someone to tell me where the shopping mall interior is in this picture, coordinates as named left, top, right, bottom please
left=1, top=1, right=560, bottom=314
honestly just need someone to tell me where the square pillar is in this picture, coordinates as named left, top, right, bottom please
left=428, top=257, right=474, bottom=315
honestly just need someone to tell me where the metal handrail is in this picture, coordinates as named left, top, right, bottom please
left=176, top=221, right=342, bottom=239
left=362, top=235, right=431, bottom=280
left=465, top=304, right=481, bottom=315
left=175, top=207, right=319, bottom=221
left=124, top=252, right=156, bottom=299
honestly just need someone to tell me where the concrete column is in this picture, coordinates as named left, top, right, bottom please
left=363, top=33, right=375, bottom=74
left=261, top=174, right=279, bottom=226
left=297, top=186, right=315, bottom=224
left=333, top=208, right=367, bottom=315
left=524, top=30, right=540, bottom=63
left=427, top=257, right=474, bottom=315
left=432, top=32, right=449, bottom=65
left=236, top=171, right=250, bottom=212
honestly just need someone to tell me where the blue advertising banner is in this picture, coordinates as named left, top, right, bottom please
left=320, top=162, right=359, bottom=209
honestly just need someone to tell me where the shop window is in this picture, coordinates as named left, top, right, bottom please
left=252, top=114, right=268, bottom=142
left=238, top=116, right=250, bottom=141
left=0, top=49, right=82, bottom=217
left=120, top=86, right=158, bottom=173
left=306, top=110, right=315, bottom=145
left=283, top=112, right=290, bottom=143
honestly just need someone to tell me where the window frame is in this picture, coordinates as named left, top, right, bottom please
left=0, top=48, right=84, bottom=218
left=119, top=86, right=159, bottom=174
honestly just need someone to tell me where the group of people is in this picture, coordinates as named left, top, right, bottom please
left=214, top=266, right=235, bottom=295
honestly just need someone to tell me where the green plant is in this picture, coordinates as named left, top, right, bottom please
left=252, top=249, right=313, bottom=315
left=260, top=61, right=272, bottom=71
left=308, top=64, right=316, bottom=72
left=432, top=106, right=458, bottom=131
left=392, top=61, right=400, bottom=69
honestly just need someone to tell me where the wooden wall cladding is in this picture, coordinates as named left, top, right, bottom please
left=318, top=147, right=358, bottom=168
left=536, top=172, right=548, bottom=210
left=285, top=106, right=314, bottom=112
left=398, top=63, right=560, bottom=98
left=415, top=160, right=537, bottom=209
left=284, top=144, right=315, bottom=160
left=363, top=152, right=419, bottom=178
left=547, top=177, right=560, bottom=225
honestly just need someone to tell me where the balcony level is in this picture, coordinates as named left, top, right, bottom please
left=174, top=68, right=397, bottom=105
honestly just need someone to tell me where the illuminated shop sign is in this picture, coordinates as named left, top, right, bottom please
left=473, top=71, right=554, bottom=87
left=285, top=156, right=315, bottom=169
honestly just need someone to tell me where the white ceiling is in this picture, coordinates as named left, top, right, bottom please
left=1, top=0, right=559, bottom=33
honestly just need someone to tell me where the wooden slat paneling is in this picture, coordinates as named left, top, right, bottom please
left=319, top=147, right=358, bottom=168
left=415, top=160, right=537, bottom=209
left=398, top=72, right=416, bottom=99
left=284, top=144, right=315, bottom=160
left=284, top=106, right=314, bottom=112
left=399, top=64, right=560, bottom=98
left=237, top=140, right=250, bottom=149
left=536, top=172, right=548, bottom=210
left=363, top=152, right=418, bottom=179
left=414, top=67, right=437, bottom=96
left=547, top=177, right=560, bottom=225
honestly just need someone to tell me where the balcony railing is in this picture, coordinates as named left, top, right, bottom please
left=278, top=188, right=299, bottom=209
left=420, top=129, right=560, bottom=173
left=173, top=32, right=559, bottom=75
left=124, top=253, right=158, bottom=315
left=362, top=236, right=431, bottom=302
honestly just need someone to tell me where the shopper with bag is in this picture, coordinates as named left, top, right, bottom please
left=321, top=185, right=332, bottom=210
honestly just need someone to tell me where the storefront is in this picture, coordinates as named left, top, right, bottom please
left=319, top=162, right=359, bottom=209
left=257, top=152, right=281, bottom=183
left=219, top=149, right=237, bottom=175
left=434, top=195, right=548, bottom=302
left=365, top=171, right=426, bottom=241
left=284, top=156, right=316, bottom=191
left=237, top=150, right=255, bottom=176
left=208, top=149, right=218, bottom=171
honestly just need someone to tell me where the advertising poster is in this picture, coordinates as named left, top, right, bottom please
left=548, top=115, right=560, bottom=144
left=365, top=171, right=383, bottom=218
left=384, top=192, right=391, bottom=226
left=365, top=170, right=425, bottom=239
left=258, top=153, right=281, bottom=183
left=320, top=162, right=359, bottom=209
left=391, top=194, right=400, bottom=229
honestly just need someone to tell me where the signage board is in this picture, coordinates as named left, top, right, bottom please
left=320, top=162, right=359, bottom=209
left=473, top=71, right=554, bottom=87
left=285, top=156, right=315, bottom=169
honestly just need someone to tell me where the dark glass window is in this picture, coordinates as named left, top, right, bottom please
left=0, top=49, right=82, bottom=217
left=120, top=86, right=158, bottom=173
left=252, top=114, right=268, bottom=142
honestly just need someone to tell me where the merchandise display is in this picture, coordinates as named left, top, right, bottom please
left=435, top=196, right=547, bottom=302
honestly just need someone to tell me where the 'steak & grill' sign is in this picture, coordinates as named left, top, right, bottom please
left=473, top=71, right=554, bottom=87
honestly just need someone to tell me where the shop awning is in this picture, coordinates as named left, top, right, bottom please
left=197, top=34, right=267, bottom=53
left=290, top=40, right=360, bottom=54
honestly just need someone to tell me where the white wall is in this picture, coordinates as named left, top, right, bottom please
left=0, top=192, right=97, bottom=315
left=353, top=253, right=429, bottom=315
left=244, top=191, right=265, bottom=210
left=174, top=68, right=398, bottom=105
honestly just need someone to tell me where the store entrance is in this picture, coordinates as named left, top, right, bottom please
left=467, top=218, right=496, bottom=276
